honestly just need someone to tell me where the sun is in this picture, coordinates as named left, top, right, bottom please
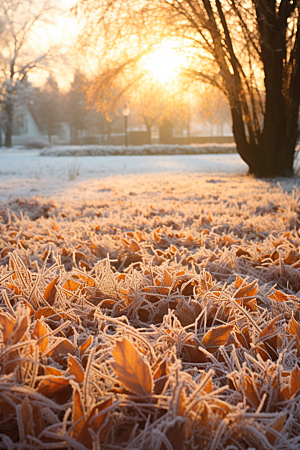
left=143, top=42, right=185, bottom=83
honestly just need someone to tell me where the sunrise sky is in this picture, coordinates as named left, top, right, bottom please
left=28, top=0, right=188, bottom=91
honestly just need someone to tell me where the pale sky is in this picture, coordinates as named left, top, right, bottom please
left=28, top=0, right=81, bottom=90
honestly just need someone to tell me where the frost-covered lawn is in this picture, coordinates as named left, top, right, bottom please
left=0, top=149, right=247, bottom=202
left=1, top=150, right=300, bottom=449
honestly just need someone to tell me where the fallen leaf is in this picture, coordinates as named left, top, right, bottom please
left=79, top=335, right=93, bottom=355
left=19, top=396, right=34, bottom=440
left=111, top=337, right=153, bottom=397
left=153, top=359, right=168, bottom=395
left=130, top=239, right=140, bottom=252
left=77, top=397, right=112, bottom=448
left=289, top=316, right=300, bottom=355
left=63, top=278, right=82, bottom=299
left=290, top=365, right=300, bottom=396
left=68, top=355, right=84, bottom=383
left=35, top=307, right=56, bottom=320
left=244, top=374, right=260, bottom=409
left=37, top=376, right=72, bottom=404
left=71, top=388, right=85, bottom=438
left=202, top=324, right=234, bottom=352
left=11, top=314, right=29, bottom=345
left=44, top=276, right=59, bottom=306
left=269, top=289, right=290, bottom=302
left=31, top=319, right=48, bottom=354
left=266, top=414, right=286, bottom=445
left=0, top=313, right=16, bottom=344
left=234, top=279, right=257, bottom=299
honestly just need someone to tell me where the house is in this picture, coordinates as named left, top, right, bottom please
left=0, top=101, right=71, bottom=147
left=11, top=101, right=42, bottom=145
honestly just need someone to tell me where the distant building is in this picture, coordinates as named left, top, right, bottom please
left=11, top=101, right=42, bottom=145
left=0, top=101, right=71, bottom=147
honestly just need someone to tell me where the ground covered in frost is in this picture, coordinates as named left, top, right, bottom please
left=1, top=151, right=300, bottom=449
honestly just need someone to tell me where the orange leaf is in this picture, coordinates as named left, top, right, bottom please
left=284, top=250, right=299, bottom=265
left=79, top=335, right=93, bottom=355
left=290, top=365, right=300, bottom=396
left=44, top=276, right=59, bottom=306
left=130, top=239, right=140, bottom=252
left=289, top=316, right=300, bottom=340
left=71, top=388, right=85, bottom=438
left=154, top=359, right=168, bottom=395
left=45, top=366, right=64, bottom=376
left=68, top=355, right=84, bottom=383
left=5, top=282, right=21, bottom=295
left=35, top=307, right=56, bottom=320
left=111, top=337, right=153, bottom=397
left=269, top=289, right=290, bottom=302
left=31, top=319, right=48, bottom=354
left=63, top=278, right=82, bottom=299
left=0, top=313, right=16, bottom=344
left=244, top=374, right=260, bottom=408
left=154, top=230, right=161, bottom=243
left=77, top=397, right=112, bottom=448
left=163, top=270, right=172, bottom=288
left=47, top=339, right=75, bottom=360
left=289, top=316, right=300, bottom=355
left=37, top=376, right=72, bottom=404
left=11, top=314, right=29, bottom=345
left=19, top=299, right=35, bottom=316
left=38, top=376, right=70, bottom=395
left=235, top=275, right=244, bottom=288
left=19, top=396, right=34, bottom=439
left=266, top=414, right=286, bottom=445
left=202, top=324, right=234, bottom=352
left=234, top=279, right=257, bottom=299
left=259, top=317, right=279, bottom=340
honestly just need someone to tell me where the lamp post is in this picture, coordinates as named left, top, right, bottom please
left=122, top=104, right=130, bottom=146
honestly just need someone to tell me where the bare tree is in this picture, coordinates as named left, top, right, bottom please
left=0, top=0, right=62, bottom=147
left=198, top=86, right=231, bottom=136
left=37, top=75, right=62, bottom=143
left=75, top=0, right=300, bottom=177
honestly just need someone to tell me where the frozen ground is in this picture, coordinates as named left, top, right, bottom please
left=1, top=148, right=300, bottom=205
left=0, top=149, right=248, bottom=203
left=2, top=149, right=300, bottom=448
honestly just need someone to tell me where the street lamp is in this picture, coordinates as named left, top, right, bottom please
left=122, top=103, right=130, bottom=146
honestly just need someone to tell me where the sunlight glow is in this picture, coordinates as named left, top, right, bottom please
left=143, top=42, right=185, bottom=84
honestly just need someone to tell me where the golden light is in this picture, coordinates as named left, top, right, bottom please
left=143, top=42, right=185, bottom=84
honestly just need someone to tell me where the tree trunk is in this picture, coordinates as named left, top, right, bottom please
left=223, top=2, right=300, bottom=178
left=4, top=95, right=13, bottom=148
left=231, top=106, right=296, bottom=177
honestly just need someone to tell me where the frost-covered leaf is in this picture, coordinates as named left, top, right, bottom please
left=44, top=276, right=59, bottom=306
left=31, top=319, right=48, bottom=354
left=111, top=337, right=153, bottom=396
left=68, top=355, right=84, bottom=383
left=202, top=324, right=234, bottom=352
